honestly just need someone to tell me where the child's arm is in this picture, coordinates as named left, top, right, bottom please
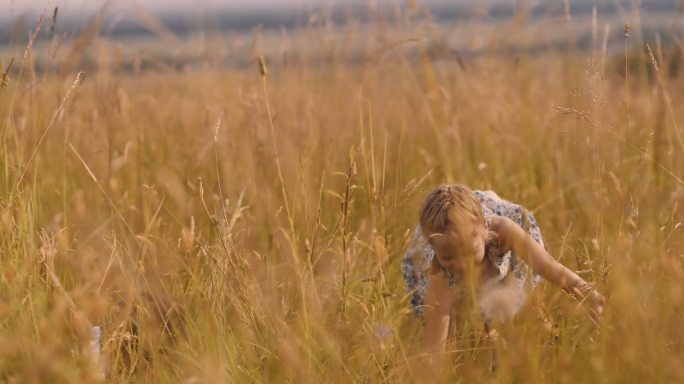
left=491, top=217, right=605, bottom=321
left=422, top=258, right=460, bottom=355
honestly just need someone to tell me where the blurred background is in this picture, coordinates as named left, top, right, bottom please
left=2, top=0, right=682, bottom=72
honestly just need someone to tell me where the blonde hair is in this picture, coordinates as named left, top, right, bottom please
left=419, top=184, right=488, bottom=239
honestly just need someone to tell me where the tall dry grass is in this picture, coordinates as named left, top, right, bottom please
left=1, top=5, right=684, bottom=383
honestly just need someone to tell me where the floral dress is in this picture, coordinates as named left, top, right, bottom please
left=401, top=190, right=545, bottom=323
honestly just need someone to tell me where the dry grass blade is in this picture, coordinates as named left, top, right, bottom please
left=13, top=71, right=84, bottom=191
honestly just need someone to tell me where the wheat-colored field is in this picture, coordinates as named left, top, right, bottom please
left=1, top=7, right=684, bottom=383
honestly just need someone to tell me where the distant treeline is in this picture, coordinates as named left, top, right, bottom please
left=0, top=0, right=681, bottom=45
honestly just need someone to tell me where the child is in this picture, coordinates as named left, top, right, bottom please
left=401, top=184, right=605, bottom=354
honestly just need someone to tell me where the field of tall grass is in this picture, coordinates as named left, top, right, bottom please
left=1, top=5, right=684, bottom=382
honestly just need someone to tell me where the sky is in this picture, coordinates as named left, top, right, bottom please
left=1, top=0, right=493, bottom=16
left=1, top=0, right=422, bottom=13
left=3, top=0, right=309, bottom=14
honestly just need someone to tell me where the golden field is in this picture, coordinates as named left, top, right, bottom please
left=1, top=6, right=684, bottom=382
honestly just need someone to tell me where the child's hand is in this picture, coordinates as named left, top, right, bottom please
left=571, top=283, right=605, bottom=326
left=588, top=289, right=606, bottom=325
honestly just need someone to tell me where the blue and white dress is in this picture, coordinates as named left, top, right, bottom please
left=401, top=190, right=545, bottom=322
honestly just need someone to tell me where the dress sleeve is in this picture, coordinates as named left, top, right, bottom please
left=523, top=209, right=544, bottom=247
left=401, top=225, right=433, bottom=317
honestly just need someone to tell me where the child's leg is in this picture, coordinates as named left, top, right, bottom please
left=484, top=322, right=498, bottom=373
left=484, top=321, right=511, bottom=374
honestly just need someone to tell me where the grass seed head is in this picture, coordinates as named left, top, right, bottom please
left=258, top=55, right=268, bottom=77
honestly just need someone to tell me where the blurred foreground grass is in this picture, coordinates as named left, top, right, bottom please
left=1, top=7, right=684, bottom=383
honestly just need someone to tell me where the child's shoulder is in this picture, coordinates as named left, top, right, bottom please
left=473, top=189, right=513, bottom=206
left=473, top=189, right=502, bottom=200
left=474, top=189, right=525, bottom=217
